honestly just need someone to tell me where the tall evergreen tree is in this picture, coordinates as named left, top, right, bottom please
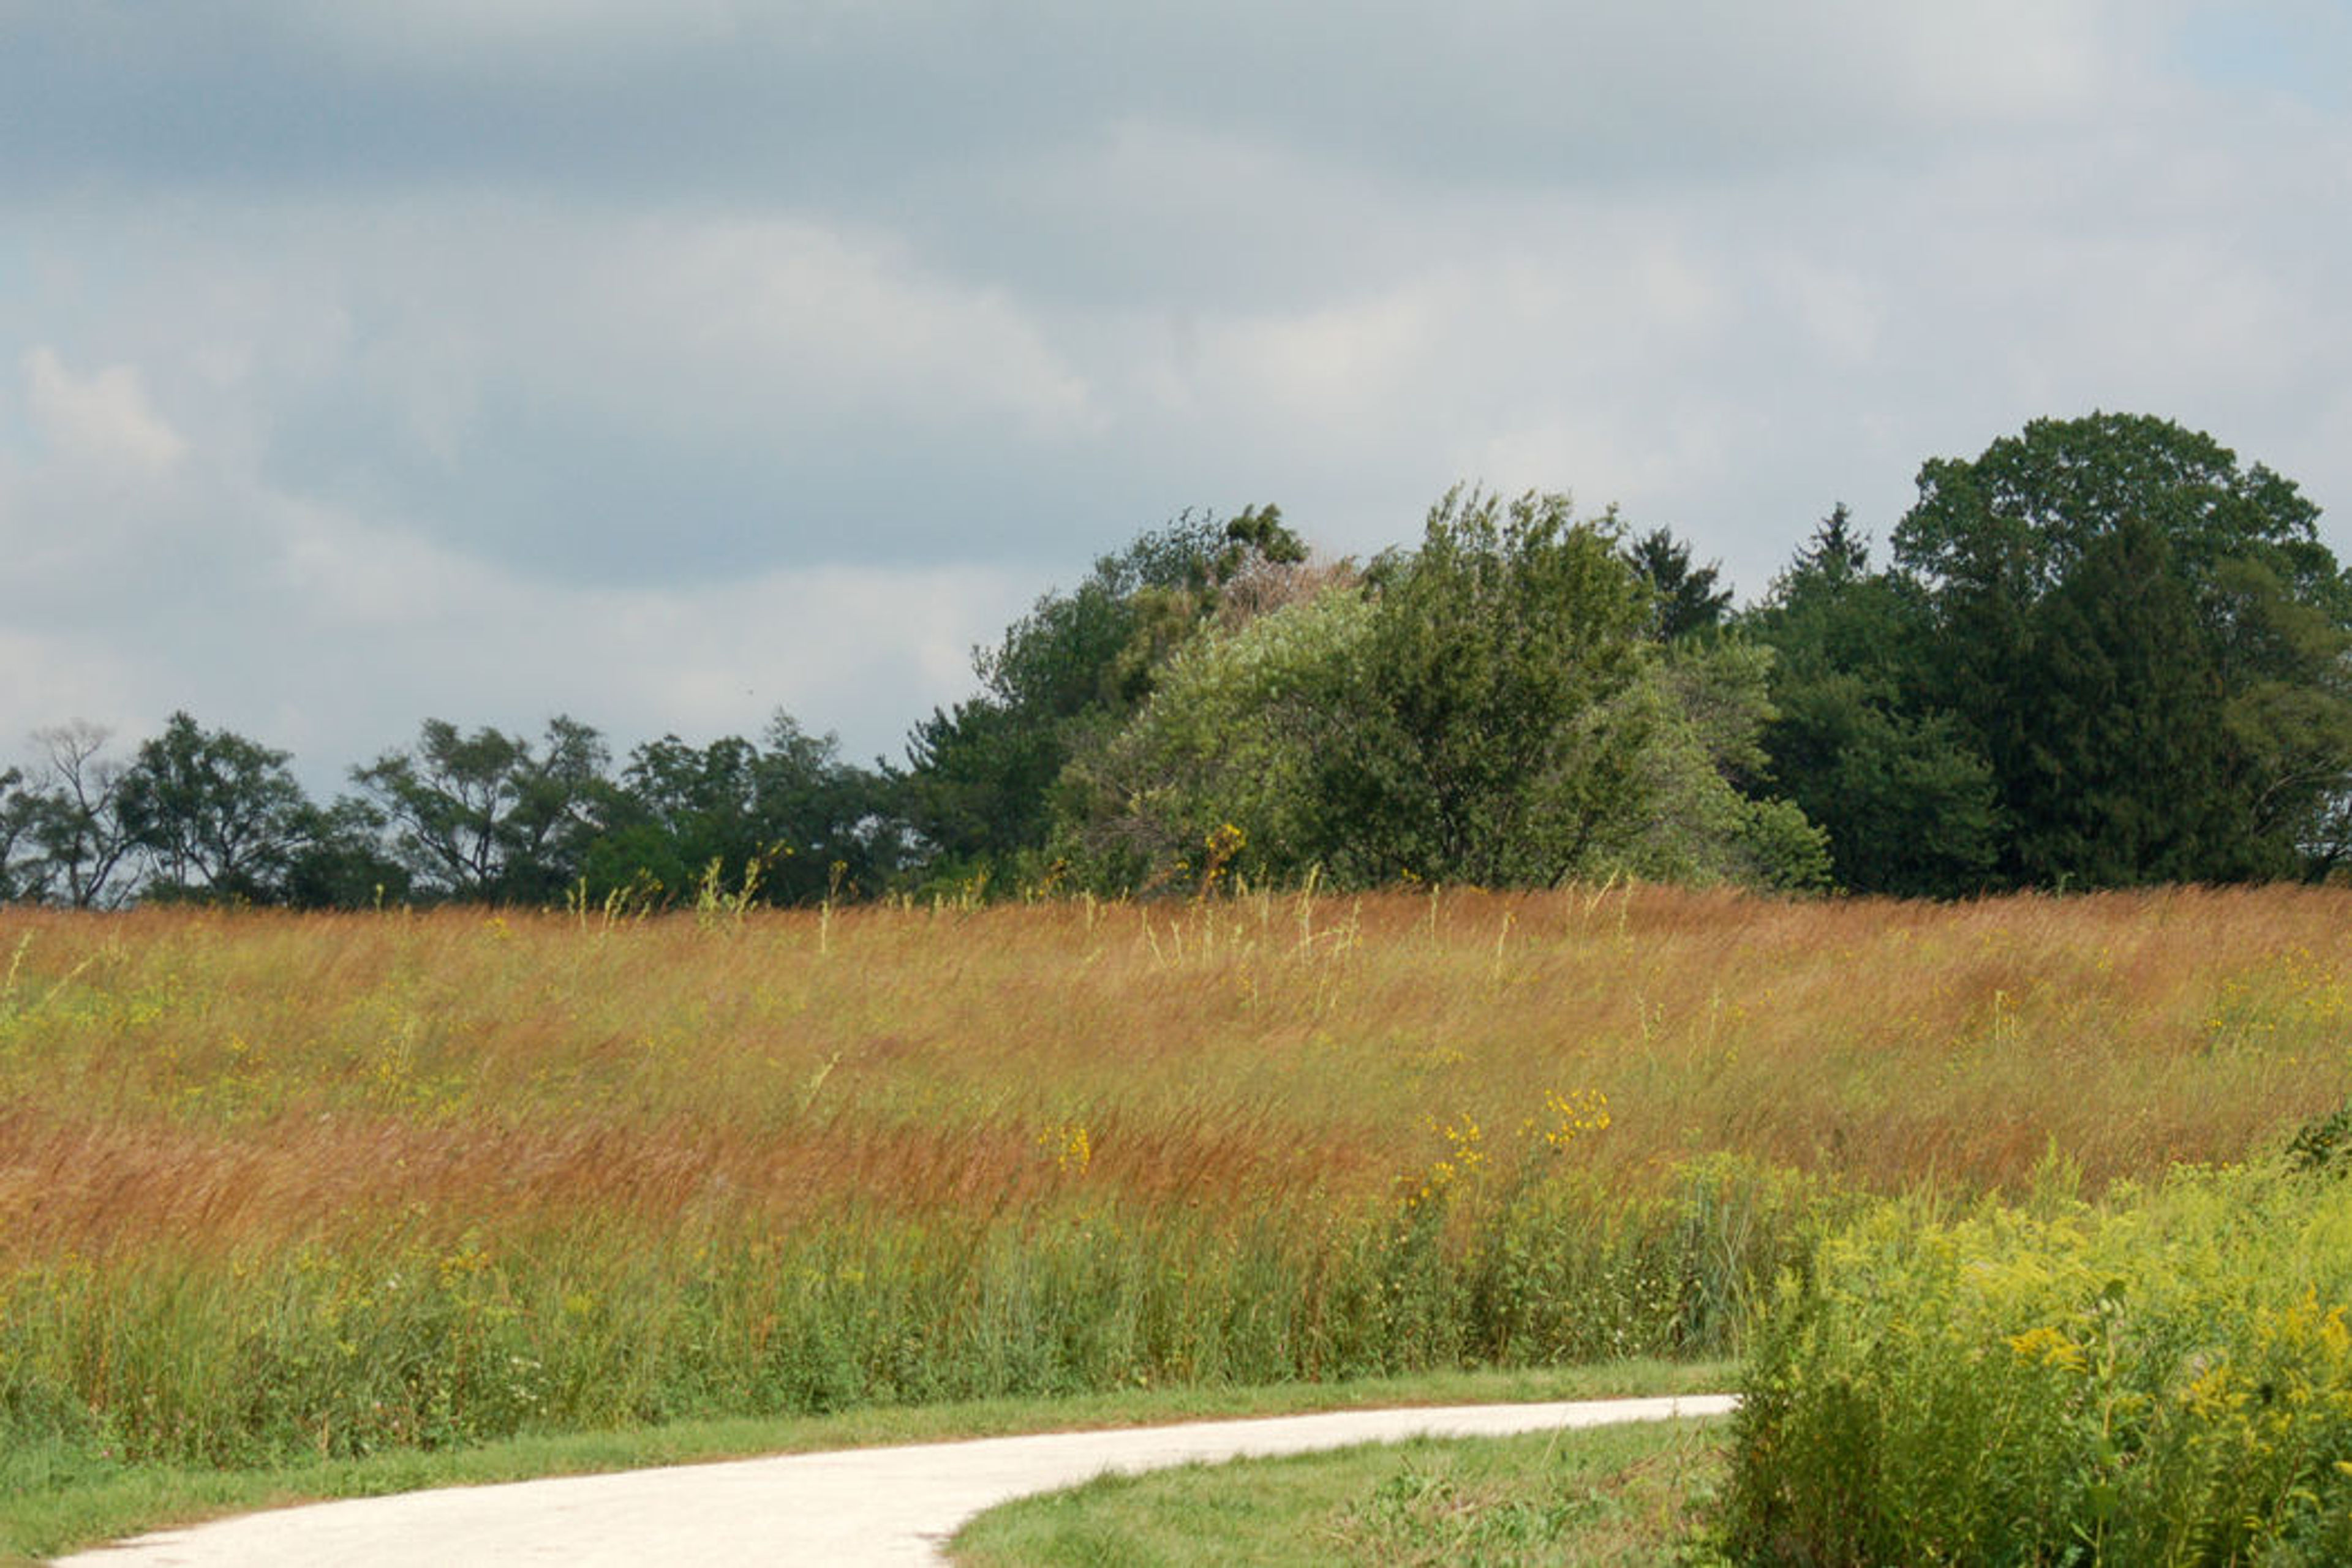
left=2011, top=516, right=2239, bottom=884
left=1624, top=526, right=1734, bottom=642
left=1746, top=510, right=1999, bottom=896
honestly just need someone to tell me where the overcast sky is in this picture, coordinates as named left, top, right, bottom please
left=4, top=1, right=2348, bottom=789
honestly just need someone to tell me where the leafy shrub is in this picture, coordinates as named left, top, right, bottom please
left=1721, top=1164, right=2352, bottom=1564
left=2285, top=1102, right=2352, bottom=1175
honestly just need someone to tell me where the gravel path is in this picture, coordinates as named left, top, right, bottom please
left=55, top=1394, right=1737, bottom=1567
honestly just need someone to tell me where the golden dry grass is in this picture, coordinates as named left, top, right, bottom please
left=5, top=884, right=2342, bottom=1257
left=1, top=883, right=2346, bottom=1468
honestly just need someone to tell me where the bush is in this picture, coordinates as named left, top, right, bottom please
left=1720, top=1164, right=2352, bottom=1564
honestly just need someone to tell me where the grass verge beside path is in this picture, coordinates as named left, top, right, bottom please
left=1, top=1360, right=1727, bottom=1566
left=951, top=1413, right=1732, bottom=1566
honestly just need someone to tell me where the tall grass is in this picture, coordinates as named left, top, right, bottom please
left=2, top=886, right=2346, bottom=1479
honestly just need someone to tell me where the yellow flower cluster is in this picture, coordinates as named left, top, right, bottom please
left=1197, top=822, right=1247, bottom=893
left=1529, top=1088, right=1611, bottom=1150
left=1403, top=1113, right=1485, bottom=1209
left=1036, top=1122, right=1093, bottom=1174
left=1405, top=1093, right=1613, bottom=1209
left=2006, top=1323, right=2089, bottom=1373
left=2181, top=1292, right=2352, bottom=1427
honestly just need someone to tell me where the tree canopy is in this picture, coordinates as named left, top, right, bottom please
left=897, top=505, right=1306, bottom=878
left=6, top=413, right=2343, bottom=908
left=117, top=712, right=311, bottom=902
left=1891, top=412, right=2352, bottom=887
left=352, top=717, right=614, bottom=903
left=1054, top=490, right=1826, bottom=893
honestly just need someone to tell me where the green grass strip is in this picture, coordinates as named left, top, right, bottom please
left=951, top=1412, right=1733, bottom=1566
left=2, top=1360, right=1727, bottom=1565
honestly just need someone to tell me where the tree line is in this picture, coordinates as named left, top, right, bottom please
left=7, top=411, right=2348, bottom=908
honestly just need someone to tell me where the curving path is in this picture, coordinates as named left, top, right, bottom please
left=55, top=1395, right=1736, bottom=1567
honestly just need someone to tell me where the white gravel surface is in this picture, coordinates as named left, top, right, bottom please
left=53, top=1394, right=1736, bottom=1567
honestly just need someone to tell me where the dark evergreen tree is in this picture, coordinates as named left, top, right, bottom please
left=1893, top=412, right=2352, bottom=885
left=1796, top=503, right=1869, bottom=583
left=1624, top=526, right=1733, bottom=642
left=1746, top=510, right=1999, bottom=897
left=2008, top=516, right=2242, bottom=884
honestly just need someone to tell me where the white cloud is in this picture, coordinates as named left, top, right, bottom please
left=0, top=447, right=1030, bottom=786
left=601, top=216, right=1102, bottom=443
left=21, top=347, right=188, bottom=469
left=5, top=194, right=1110, bottom=579
left=1195, top=288, right=1441, bottom=426
left=1, top=0, right=2349, bottom=790
left=267, top=488, right=1022, bottom=745
left=257, top=545, right=1027, bottom=780
left=0, top=625, right=144, bottom=751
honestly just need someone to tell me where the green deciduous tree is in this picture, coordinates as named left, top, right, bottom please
left=352, top=717, right=613, bottom=902
left=281, top=797, right=413, bottom=910
left=899, top=507, right=1305, bottom=880
left=1318, top=489, right=1654, bottom=886
left=22, top=722, right=137, bottom=908
left=588, top=732, right=768, bottom=902
left=0, top=767, right=42, bottom=903
left=586, top=714, right=900, bottom=905
left=1052, top=586, right=1373, bottom=889
left=116, top=712, right=314, bottom=903
left=1896, top=413, right=2332, bottom=607
left=1057, top=489, right=1825, bottom=893
left=1893, top=413, right=2352, bottom=884
left=1613, top=639, right=1831, bottom=891
left=745, top=714, right=903, bottom=901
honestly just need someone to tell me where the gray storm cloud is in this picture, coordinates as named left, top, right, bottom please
left=0, top=0, right=2343, bottom=780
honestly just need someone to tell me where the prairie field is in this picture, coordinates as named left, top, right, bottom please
left=3, top=884, right=2348, bottom=1496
